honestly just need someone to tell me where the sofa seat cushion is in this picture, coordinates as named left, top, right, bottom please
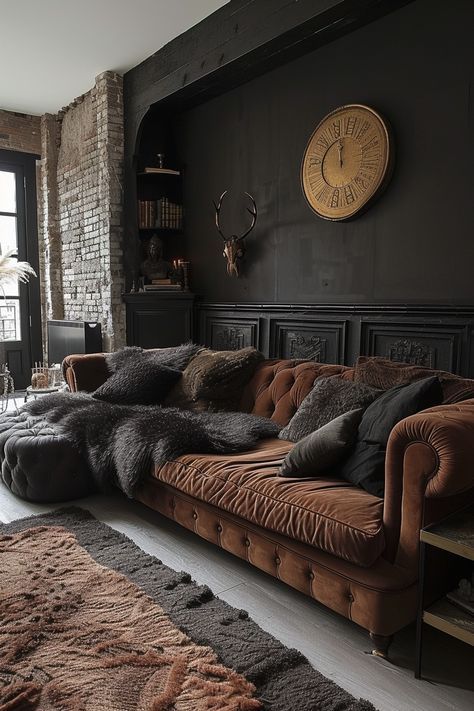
left=151, top=439, right=385, bottom=567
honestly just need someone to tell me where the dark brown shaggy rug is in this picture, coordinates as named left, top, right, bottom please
left=0, top=508, right=376, bottom=711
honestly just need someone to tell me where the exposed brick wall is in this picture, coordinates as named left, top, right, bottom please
left=39, top=114, right=63, bottom=325
left=1, top=75, right=125, bottom=355
left=0, top=110, right=41, bottom=154
left=41, top=72, right=125, bottom=351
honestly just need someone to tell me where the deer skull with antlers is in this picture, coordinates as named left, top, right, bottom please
left=213, top=191, right=258, bottom=277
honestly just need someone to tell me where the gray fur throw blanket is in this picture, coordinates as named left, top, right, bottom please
left=23, top=393, right=280, bottom=497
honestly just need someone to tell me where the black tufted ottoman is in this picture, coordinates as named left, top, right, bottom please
left=0, top=411, right=95, bottom=502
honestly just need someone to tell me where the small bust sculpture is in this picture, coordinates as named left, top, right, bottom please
left=140, top=235, right=172, bottom=281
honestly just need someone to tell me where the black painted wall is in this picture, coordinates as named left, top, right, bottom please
left=172, top=0, right=474, bottom=305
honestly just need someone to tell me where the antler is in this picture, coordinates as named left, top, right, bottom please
left=213, top=190, right=228, bottom=241
left=240, top=192, right=258, bottom=240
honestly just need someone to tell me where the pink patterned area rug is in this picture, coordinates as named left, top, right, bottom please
left=0, top=508, right=376, bottom=710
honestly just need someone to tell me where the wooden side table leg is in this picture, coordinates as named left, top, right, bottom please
left=415, top=540, right=426, bottom=679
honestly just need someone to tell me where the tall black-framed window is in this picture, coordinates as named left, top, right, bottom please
left=0, top=149, right=42, bottom=388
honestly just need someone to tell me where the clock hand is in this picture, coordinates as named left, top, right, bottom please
left=337, top=139, right=343, bottom=168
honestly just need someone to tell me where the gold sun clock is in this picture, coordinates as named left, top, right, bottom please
left=301, top=104, right=393, bottom=221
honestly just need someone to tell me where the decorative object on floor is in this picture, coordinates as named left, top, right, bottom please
left=279, top=407, right=364, bottom=477
left=213, top=190, right=258, bottom=277
left=0, top=508, right=376, bottom=711
left=21, top=392, right=280, bottom=497
left=0, top=364, right=14, bottom=414
left=416, top=505, right=474, bottom=680
left=301, top=104, right=393, bottom=221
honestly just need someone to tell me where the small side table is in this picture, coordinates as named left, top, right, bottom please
left=24, top=385, right=63, bottom=402
left=415, top=506, right=474, bottom=679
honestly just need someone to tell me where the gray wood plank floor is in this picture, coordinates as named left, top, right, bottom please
left=1, top=485, right=473, bottom=711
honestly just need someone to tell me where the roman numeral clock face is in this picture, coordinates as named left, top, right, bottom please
left=301, top=104, right=393, bottom=221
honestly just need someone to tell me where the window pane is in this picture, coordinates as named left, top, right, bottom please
left=0, top=171, right=16, bottom=213
left=0, top=214, right=18, bottom=252
left=0, top=215, right=19, bottom=296
left=0, top=300, right=20, bottom=342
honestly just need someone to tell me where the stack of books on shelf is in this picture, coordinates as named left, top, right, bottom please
left=138, top=198, right=183, bottom=230
left=143, top=278, right=182, bottom=292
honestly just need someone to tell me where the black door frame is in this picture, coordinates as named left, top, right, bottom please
left=0, top=148, right=42, bottom=387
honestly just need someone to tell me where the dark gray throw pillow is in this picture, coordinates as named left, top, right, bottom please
left=105, top=342, right=202, bottom=374
left=93, top=357, right=182, bottom=405
left=279, top=408, right=364, bottom=477
left=279, top=376, right=380, bottom=442
left=340, top=375, right=443, bottom=497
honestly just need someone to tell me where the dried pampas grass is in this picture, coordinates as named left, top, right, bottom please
left=0, top=249, right=36, bottom=286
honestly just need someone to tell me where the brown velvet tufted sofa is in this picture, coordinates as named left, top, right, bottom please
left=63, top=353, right=474, bottom=656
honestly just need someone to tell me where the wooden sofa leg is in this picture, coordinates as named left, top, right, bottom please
left=369, top=633, right=393, bottom=659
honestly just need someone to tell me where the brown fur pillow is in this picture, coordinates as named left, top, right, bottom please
left=165, top=347, right=264, bottom=412
left=354, top=356, right=474, bottom=404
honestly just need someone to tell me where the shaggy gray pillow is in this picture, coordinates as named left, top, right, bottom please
left=105, top=342, right=202, bottom=374
left=105, top=346, right=143, bottom=373
left=279, top=376, right=380, bottom=442
left=279, top=408, right=364, bottom=477
left=93, top=358, right=181, bottom=405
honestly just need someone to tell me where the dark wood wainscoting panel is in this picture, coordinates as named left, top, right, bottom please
left=204, top=316, right=260, bottom=351
left=269, top=318, right=347, bottom=363
left=196, top=304, right=474, bottom=377
left=360, top=320, right=470, bottom=374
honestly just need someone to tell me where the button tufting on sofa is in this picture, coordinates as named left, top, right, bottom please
left=65, top=351, right=474, bottom=648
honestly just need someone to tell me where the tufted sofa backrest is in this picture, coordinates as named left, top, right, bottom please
left=240, top=359, right=353, bottom=426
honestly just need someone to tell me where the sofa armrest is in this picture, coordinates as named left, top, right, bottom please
left=383, top=401, right=474, bottom=569
left=62, top=353, right=109, bottom=392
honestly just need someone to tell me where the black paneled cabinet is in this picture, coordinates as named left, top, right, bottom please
left=124, top=292, right=195, bottom=348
